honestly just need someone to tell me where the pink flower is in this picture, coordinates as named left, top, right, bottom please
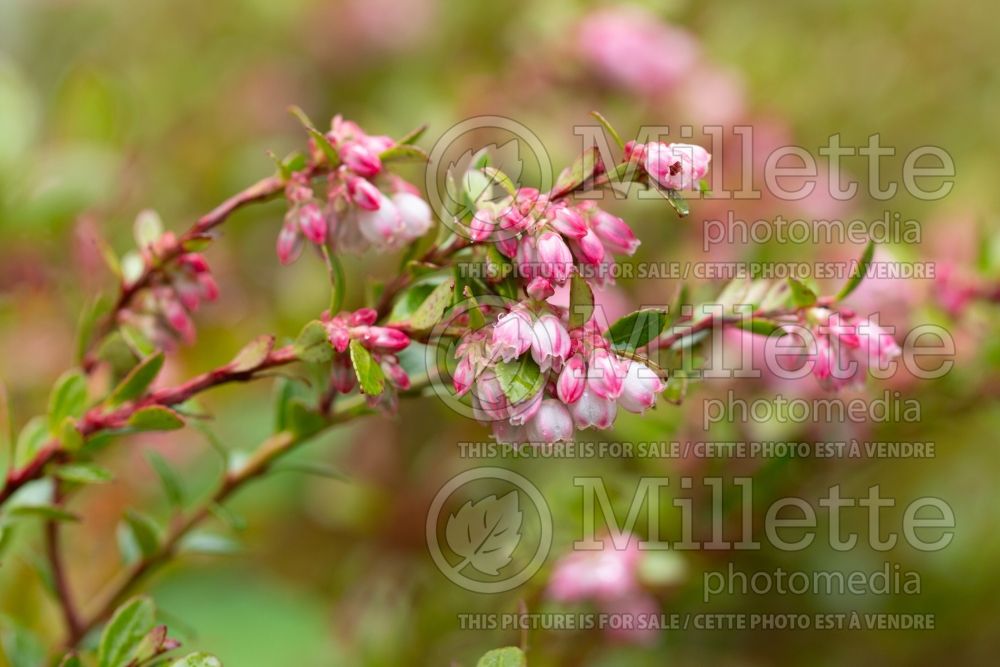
left=491, top=309, right=533, bottom=362
left=473, top=371, right=508, bottom=421
left=618, top=361, right=664, bottom=413
left=573, top=228, right=606, bottom=266
left=356, top=194, right=404, bottom=245
left=297, top=202, right=328, bottom=244
left=536, top=231, right=574, bottom=284
left=547, top=539, right=640, bottom=602
left=577, top=7, right=699, bottom=97
left=570, top=386, right=618, bottom=429
left=526, top=399, right=574, bottom=443
left=453, top=355, right=475, bottom=396
left=530, top=314, right=571, bottom=372
left=550, top=206, right=588, bottom=238
left=526, top=277, right=555, bottom=300
left=643, top=142, right=711, bottom=191
left=858, top=319, right=901, bottom=366
left=557, top=354, right=586, bottom=404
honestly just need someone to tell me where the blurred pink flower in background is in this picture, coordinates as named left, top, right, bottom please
left=576, top=6, right=699, bottom=97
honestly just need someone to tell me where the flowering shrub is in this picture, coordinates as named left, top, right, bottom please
left=0, top=109, right=898, bottom=665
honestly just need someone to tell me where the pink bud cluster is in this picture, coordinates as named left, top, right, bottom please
left=625, top=141, right=711, bottom=192
left=277, top=117, right=433, bottom=263
left=546, top=536, right=659, bottom=645
left=798, top=308, right=902, bottom=390
left=322, top=307, right=412, bottom=397
left=453, top=309, right=664, bottom=445
left=470, top=193, right=640, bottom=296
left=122, top=244, right=219, bottom=347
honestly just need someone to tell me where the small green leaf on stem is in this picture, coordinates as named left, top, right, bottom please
left=229, top=335, right=275, bottom=373
left=477, top=647, right=526, bottom=667
left=836, top=239, right=876, bottom=301
left=127, top=406, right=185, bottom=432
left=398, top=124, right=428, bottom=146
left=54, top=462, right=113, bottom=485
left=146, top=451, right=185, bottom=510
left=109, top=353, right=165, bottom=406
left=408, top=277, right=455, bottom=330
left=349, top=340, right=384, bottom=396
left=168, top=653, right=223, bottom=667
left=605, top=309, right=671, bottom=353
left=787, top=277, right=818, bottom=308
left=590, top=110, right=625, bottom=150
left=288, top=105, right=340, bottom=167
left=97, top=596, right=156, bottom=667
left=48, top=370, right=88, bottom=432
left=294, top=320, right=333, bottom=364
left=735, top=318, right=788, bottom=338
left=494, top=357, right=543, bottom=405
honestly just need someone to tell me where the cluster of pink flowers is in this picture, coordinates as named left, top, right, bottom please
left=546, top=537, right=659, bottom=644
left=795, top=308, right=902, bottom=390
left=453, top=309, right=664, bottom=445
left=123, top=233, right=219, bottom=347
left=469, top=193, right=641, bottom=296
left=322, top=307, right=412, bottom=398
left=625, top=140, right=712, bottom=192
left=277, top=117, right=433, bottom=263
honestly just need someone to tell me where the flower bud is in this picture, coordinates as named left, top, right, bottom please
left=469, top=209, right=495, bottom=242
left=644, top=142, right=711, bottom=190
left=363, top=326, right=411, bottom=352
left=526, top=276, right=555, bottom=300
left=276, top=221, right=303, bottom=265
left=587, top=348, right=624, bottom=399
left=474, top=371, right=508, bottom=421
left=298, top=202, right=328, bottom=244
left=591, top=209, right=640, bottom=255
left=536, top=231, right=573, bottom=284
left=347, top=177, right=382, bottom=211
left=550, top=206, right=588, bottom=238
left=527, top=399, right=574, bottom=443
left=162, top=293, right=196, bottom=345
left=530, top=313, right=571, bottom=372
left=574, top=228, right=606, bottom=266
left=618, top=361, right=664, bottom=413
left=382, top=358, right=411, bottom=390
left=453, top=355, right=475, bottom=396
left=349, top=308, right=378, bottom=326
left=556, top=354, right=586, bottom=404
left=332, top=353, right=357, bottom=393
left=341, top=142, right=382, bottom=177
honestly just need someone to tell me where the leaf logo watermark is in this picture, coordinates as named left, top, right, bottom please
left=446, top=491, right=523, bottom=576
left=426, top=467, right=552, bottom=593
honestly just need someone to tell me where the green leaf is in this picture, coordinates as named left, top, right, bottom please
left=320, top=246, right=346, bottom=314
left=379, top=144, right=429, bottom=163
left=48, top=370, right=88, bottom=432
left=398, top=124, right=428, bottom=146
left=118, top=510, right=161, bottom=560
left=179, top=531, right=240, bottom=555
left=145, top=451, right=184, bottom=509
left=605, top=309, right=670, bottom=352
left=57, top=418, right=83, bottom=451
left=294, top=320, right=333, bottom=364
left=229, top=335, right=274, bottom=373
left=119, top=323, right=157, bottom=358
left=567, top=274, right=594, bottom=328
left=735, top=318, right=788, bottom=337
left=58, top=653, right=82, bottom=667
left=133, top=210, right=163, bottom=249
left=288, top=105, right=340, bottom=167
left=168, top=653, right=222, bottom=667
left=209, top=502, right=246, bottom=532
left=14, top=416, right=49, bottom=469
left=97, top=596, right=156, bottom=667
left=664, top=189, right=689, bottom=217
left=477, top=647, right=526, bottom=667
left=837, top=239, right=876, bottom=301
left=553, top=147, right=600, bottom=196
left=787, top=277, right=818, bottom=308
left=408, top=278, right=455, bottom=330
left=109, top=353, right=164, bottom=406
left=590, top=110, right=625, bottom=150
left=8, top=505, right=80, bottom=523
left=54, top=462, right=113, bottom=485
left=349, top=340, right=384, bottom=396
left=127, top=406, right=185, bottom=432
left=75, top=294, right=111, bottom=364
left=130, top=625, right=168, bottom=666
left=494, top=357, right=543, bottom=405
left=480, top=167, right=517, bottom=197
left=388, top=283, right=437, bottom=323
